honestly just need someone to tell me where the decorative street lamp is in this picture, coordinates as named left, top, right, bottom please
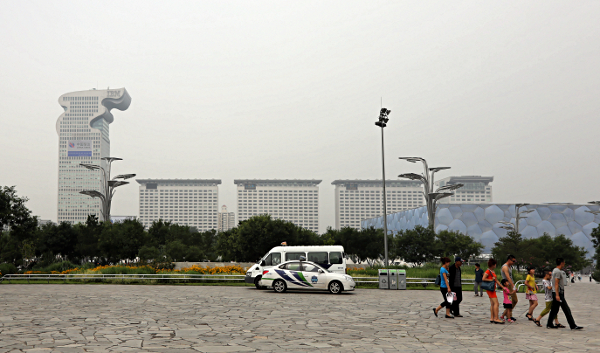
left=375, top=107, right=391, bottom=267
left=497, top=204, right=533, bottom=234
left=398, top=157, right=462, bottom=229
left=79, top=157, right=135, bottom=222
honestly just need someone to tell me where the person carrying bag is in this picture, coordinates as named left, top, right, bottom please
left=482, top=259, right=506, bottom=324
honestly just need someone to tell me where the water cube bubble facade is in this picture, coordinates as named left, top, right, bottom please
left=362, top=204, right=600, bottom=256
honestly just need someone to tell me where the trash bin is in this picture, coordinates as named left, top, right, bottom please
left=378, top=269, right=389, bottom=289
left=388, top=269, right=398, bottom=290
left=397, top=269, right=406, bottom=290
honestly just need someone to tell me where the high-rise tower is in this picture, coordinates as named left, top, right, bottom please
left=56, top=88, right=131, bottom=223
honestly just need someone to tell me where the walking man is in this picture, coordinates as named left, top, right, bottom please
left=501, top=255, right=518, bottom=321
left=449, top=256, right=464, bottom=317
left=474, top=263, right=484, bottom=297
left=547, top=258, right=583, bottom=330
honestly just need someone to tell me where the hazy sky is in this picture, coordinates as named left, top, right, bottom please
left=1, top=1, right=599, bottom=233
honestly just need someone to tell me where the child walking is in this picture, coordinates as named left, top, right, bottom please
left=500, top=279, right=514, bottom=322
left=533, top=270, right=564, bottom=327
left=525, top=267, right=539, bottom=320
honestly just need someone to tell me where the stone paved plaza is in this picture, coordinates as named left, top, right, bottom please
left=0, top=281, right=598, bottom=352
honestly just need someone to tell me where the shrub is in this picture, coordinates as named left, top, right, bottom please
left=0, top=263, right=18, bottom=275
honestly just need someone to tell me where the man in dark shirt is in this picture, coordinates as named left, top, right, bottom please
left=448, top=256, right=464, bottom=317
left=474, top=263, right=484, bottom=297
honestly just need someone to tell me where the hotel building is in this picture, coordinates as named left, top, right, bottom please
left=435, top=176, right=494, bottom=204
left=56, top=88, right=131, bottom=223
left=136, top=179, right=221, bottom=231
left=332, top=179, right=425, bottom=229
left=234, top=179, right=320, bottom=233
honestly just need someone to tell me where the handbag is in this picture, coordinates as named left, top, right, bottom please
left=481, top=269, right=496, bottom=291
left=435, top=274, right=441, bottom=286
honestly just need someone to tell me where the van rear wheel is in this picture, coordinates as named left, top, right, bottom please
left=273, top=279, right=287, bottom=293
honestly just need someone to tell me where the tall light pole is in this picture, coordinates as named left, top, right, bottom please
left=79, top=157, right=135, bottom=222
left=375, top=107, right=391, bottom=267
left=398, top=157, right=462, bottom=229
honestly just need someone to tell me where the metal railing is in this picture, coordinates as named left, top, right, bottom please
left=1, top=274, right=489, bottom=287
left=0, top=273, right=246, bottom=284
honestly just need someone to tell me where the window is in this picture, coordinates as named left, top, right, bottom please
left=308, top=252, right=328, bottom=264
left=263, top=252, right=281, bottom=266
left=285, top=252, right=306, bottom=261
left=282, top=262, right=301, bottom=271
left=302, top=263, right=321, bottom=272
left=329, top=252, right=343, bottom=264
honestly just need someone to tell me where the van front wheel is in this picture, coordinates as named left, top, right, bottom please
left=254, top=277, right=266, bottom=289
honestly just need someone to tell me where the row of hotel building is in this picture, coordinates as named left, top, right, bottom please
left=53, top=87, right=493, bottom=233
left=135, top=176, right=493, bottom=232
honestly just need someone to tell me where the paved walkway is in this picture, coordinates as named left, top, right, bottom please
left=0, top=281, right=598, bottom=352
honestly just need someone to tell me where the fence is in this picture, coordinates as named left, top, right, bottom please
left=1, top=274, right=478, bottom=287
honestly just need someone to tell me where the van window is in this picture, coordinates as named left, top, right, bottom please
left=329, top=252, right=343, bottom=264
left=264, top=253, right=281, bottom=266
left=308, top=252, right=328, bottom=264
left=285, top=252, right=306, bottom=261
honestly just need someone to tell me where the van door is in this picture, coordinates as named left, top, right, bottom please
left=328, top=251, right=345, bottom=274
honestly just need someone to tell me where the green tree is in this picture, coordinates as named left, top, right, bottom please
left=491, top=231, right=524, bottom=267
left=0, top=186, right=32, bottom=230
left=394, top=226, right=437, bottom=266
left=98, top=219, right=145, bottom=263
left=165, top=240, right=187, bottom=261
left=591, top=225, right=600, bottom=281
left=436, top=229, right=484, bottom=260
left=138, top=245, right=160, bottom=263
left=74, top=215, right=102, bottom=261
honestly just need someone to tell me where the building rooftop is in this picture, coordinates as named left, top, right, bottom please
left=436, top=176, right=494, bottom=185
left=234, top=179, right=322, bottom=185
left=136, top=179, right=222, bottom=185
left=331, top=179, right=421, bottom=185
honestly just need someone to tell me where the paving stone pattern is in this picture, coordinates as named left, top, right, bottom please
left=0, top=280, right=598, bottom=352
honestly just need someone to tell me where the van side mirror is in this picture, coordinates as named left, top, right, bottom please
left=318, top=269, right=324, bottom=273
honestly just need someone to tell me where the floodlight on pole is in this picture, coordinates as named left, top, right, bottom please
left=375, top=107, right=392, bottom=267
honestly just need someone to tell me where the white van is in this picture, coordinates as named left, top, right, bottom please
left=245, top=245, right=346, bottom=289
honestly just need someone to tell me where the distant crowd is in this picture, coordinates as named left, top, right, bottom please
left=433, top=255, right=584, bottom=330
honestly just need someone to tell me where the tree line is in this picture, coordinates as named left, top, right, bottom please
left=1, top=185, right=597, bottom=275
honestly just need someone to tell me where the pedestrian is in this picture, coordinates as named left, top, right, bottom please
left=578, top=274, right=581, bottom=282
left=500, top=279, right=514, bottom=322
left=546, top=258, right=583, bottom=330
left=501, top=254, right=518, bottom=321
left=590, top=275, right=593, bottom=282
left=482, top=258, right=506, bottom=324
left=449, top=256, right=464, bottom=317
left=533, top=270, right=563, bottom=328
left=433, top=257, right=454, bottom=319
left=524, top=267, right=539, bottom=321
left=474, top=263, right=484, bottom=297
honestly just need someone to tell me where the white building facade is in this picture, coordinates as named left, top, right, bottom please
left=56, top=88, right=131, bottom=224
left=435, top=176, right=493, bottom=204
left=234, top=179, right=320, bottom=233
left=217, top=205, right=236, bottom=232
left=332, top=179, right=425, bottom=229
left=136, top=179, right=221, bottom=231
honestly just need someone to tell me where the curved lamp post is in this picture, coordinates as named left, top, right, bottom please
left=79, top=157, right=135, bottom=222
left=398, top=157, right=462, bottom=229
left=375, top=107, right=391, bottom=267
